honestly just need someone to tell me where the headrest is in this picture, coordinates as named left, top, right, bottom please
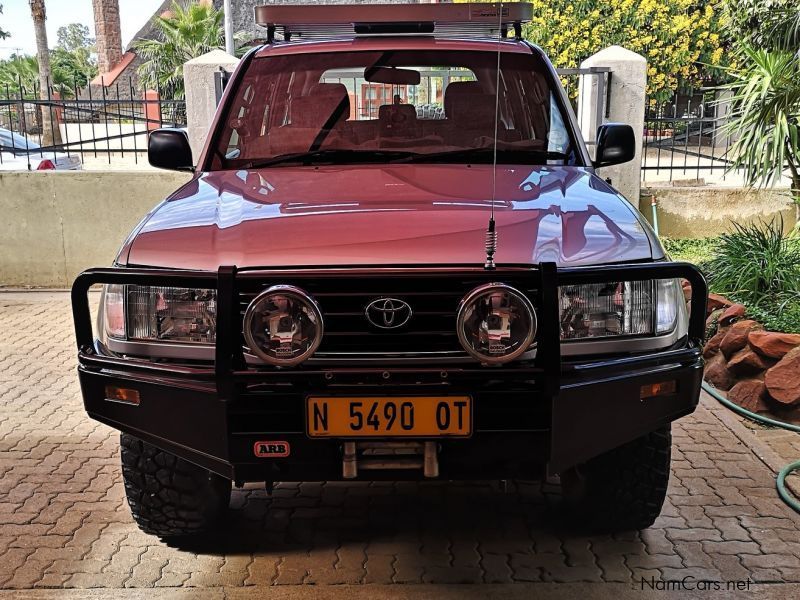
left=311, top=82, right=348, bottom=100
left=291, top=82, right=350, bottom=128
left=447, top=93, right=497, bottom=126
left=378, top=104, right=417, bottom=126
left=444, top=81, right=484, bottom=117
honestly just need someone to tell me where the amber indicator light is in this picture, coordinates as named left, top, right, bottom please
left=105, top=386, right=141, bottom=406
left=640, top=380, right=677, bottom=400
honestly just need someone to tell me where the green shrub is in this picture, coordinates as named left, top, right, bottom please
left=745, top=302, right=800, bottom=334
left=705, top=219, right=800, bottom=309
left=661, top=237, right=718, bottom=268
left=662, top=224, right=800, bottom=333
left=702, top=219, right=800, bottom=333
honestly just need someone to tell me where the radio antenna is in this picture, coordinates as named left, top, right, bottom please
left=484, top=0, right=503, bottom=270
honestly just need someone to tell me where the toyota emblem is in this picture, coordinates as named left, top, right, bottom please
left=365, top=298, right=412, bottom=329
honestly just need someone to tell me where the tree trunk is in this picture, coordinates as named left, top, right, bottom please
left=17, top=101, right=27, bottom=135
left=29, top=0, right=62, bottom=147
left=787, top=157, right=800, bottom=228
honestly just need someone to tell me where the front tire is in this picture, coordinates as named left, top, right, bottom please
left=560, top=425, right=671, bottom=532
left=120, top=433, right=231, bottom=538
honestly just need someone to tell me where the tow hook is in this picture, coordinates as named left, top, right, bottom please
left=342, top=441, right=439, bottom=479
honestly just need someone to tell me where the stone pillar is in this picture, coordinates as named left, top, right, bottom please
left=183, top=50, right=241, bottom=157
left=92, top=0, right=123, bottom=75
left=578, top=46, right=647, bottom=204
left=712, top=89, right=738, bottom=149
left=577, top=71, right=602, bottom=155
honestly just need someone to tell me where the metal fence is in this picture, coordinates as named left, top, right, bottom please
left=0, top=77, right=186, bottom=169
left=641, top=90, right=740, bottom=183
left=2, top=73, right=744, bottom=182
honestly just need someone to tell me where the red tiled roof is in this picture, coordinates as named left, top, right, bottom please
left=90, top=51, right=137, bottom=87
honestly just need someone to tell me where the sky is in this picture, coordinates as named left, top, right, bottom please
left=0, top=0, right=166, bottom=59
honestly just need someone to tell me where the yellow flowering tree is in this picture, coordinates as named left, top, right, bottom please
left=523, top=0, right=725, bottom=102
left=524, top=0, right=724, bottom=101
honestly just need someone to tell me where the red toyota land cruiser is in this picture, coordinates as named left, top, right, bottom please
left=71, top=3, right=706, bottom=537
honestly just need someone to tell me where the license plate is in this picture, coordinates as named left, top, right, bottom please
left=306, top=396, right=471, bottom=438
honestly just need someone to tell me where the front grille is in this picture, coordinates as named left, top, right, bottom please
left=238, top=271, right=537, bottom=359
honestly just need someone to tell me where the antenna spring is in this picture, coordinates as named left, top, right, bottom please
left=484, top=0, right=503, bottom=271
left=484, top=219, right=497, bottom=270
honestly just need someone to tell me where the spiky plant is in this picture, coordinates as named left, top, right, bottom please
left=706, top=218, right=800, bottom=310
left=718, top=47, right=800, bottom=205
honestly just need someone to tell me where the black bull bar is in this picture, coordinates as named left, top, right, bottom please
left=71, top=262, right=707, bottom=477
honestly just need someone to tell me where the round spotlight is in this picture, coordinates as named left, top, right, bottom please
left=456, top=283, right=537, bottom=364
left=243, top=285, right=323, bottom=366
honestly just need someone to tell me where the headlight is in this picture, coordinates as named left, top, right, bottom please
left=243, top=285, right=323, bottom=366
left=127, top=285, right=217, bottom=343
left=102, top=284, right=126, bottom=339
left=559, top=278, right=682, bottom=341
left=456, top=284, right=537, bottom=364
left=100, top=284, right=218, bottom=344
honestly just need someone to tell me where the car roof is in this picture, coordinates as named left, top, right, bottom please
left=254, top=36, right=533, bottom=59
left=254, top=2, right=531, bottom=42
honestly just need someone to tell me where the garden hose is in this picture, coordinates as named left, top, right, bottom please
left=701, top=381, right=800, bottom=514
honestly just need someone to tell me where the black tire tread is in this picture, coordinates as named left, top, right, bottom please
left=120, top=433, right=231, bottom=537
left=563, top=426, right=671, bottom=532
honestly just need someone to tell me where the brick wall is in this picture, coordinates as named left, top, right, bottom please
left=93, top=0, right=123, bottom=75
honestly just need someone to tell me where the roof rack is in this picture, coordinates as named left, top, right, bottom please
left=254, top=2, right=532, bottom=43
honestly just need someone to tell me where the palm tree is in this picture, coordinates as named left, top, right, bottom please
left=718, top=5, right=800, bottom=224
left=0, top=55, right=38, bottom=93
left=132, top=0, right=225, bottom=100
left=720, top=47, right=800, bottom=200
left=0, top=55, right=38, bottom=134
left=28, top=0, right=62, bottom=146
left=1, top=4, right=11, bottom=40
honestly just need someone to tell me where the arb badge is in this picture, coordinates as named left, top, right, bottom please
left=254, top=441, right=290, bottom=457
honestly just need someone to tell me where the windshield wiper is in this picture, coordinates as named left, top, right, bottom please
left=241, top=149, right=418, bottom=169
left=238, top=147, right=568, bottom=169
left=396, top=147, right=569, bottom=164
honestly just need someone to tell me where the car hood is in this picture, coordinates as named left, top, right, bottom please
left=124, top=165, right=656, bottom=270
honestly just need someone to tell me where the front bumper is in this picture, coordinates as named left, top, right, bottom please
left=72, top=261, right=707, bottom=481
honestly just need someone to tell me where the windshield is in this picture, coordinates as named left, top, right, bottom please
left=210, top=49, right=578, bottom=169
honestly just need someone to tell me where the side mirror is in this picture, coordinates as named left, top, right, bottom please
left=593, top=123, right=635, bottom=168
left=148, top=128, right=194, bottom=172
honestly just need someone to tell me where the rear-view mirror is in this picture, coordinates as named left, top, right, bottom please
left=365, top=66, right=421, bottom=86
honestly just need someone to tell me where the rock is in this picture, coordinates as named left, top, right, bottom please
left=720, top=320, right=763, bottom=360
left=703, top=330, right=726, bottom=358
left=719, top=303, right=747, bottom=325
left=728, top=380, right=771, bottom=413
left=727, top=347, right=774, bottom=376
left=748, top=330, right=800, bottom=359
left=765, top=347, right=800, bottom=406
left=682, top=281, right=692, bottom=302
left=706, top=307, right=725, bottom=334
left=707, top=293, right=733, bottom=314
left=704, top=354, right=735, bottom=391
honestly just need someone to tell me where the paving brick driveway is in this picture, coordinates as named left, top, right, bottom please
left=1, top=291, right=799, bottom=595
